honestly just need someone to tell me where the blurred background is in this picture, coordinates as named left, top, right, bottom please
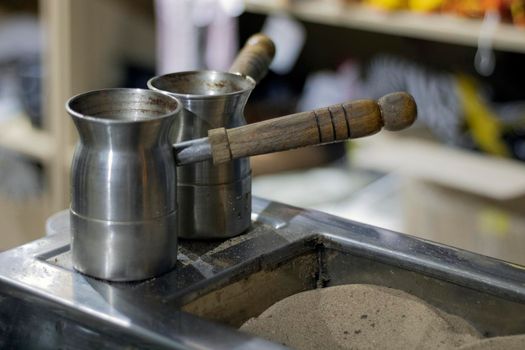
left=1, top=0, right=525, bottom=265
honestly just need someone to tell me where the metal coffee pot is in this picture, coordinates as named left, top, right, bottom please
left=67, top=89, right=180, bottom=281
left=148, top=34, right=275, bottom=239
left=68, top=87, right=416, bottom=281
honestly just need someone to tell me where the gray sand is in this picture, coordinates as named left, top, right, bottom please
left=459, top=335, right=525, bottom=350
left=240, top=284, right=481, bottom=350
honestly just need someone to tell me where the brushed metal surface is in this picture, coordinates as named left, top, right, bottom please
left=66, top=88, right=181, bottom=281
left=148, top=71, right=256, bottom=239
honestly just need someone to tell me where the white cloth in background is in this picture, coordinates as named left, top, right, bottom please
left=261, top=15, right=306, bottom=75
left=155, top=0, right=199, bottom=74
left=155, top=0, right=240, bottom=74
left=297, top=61, right=361, bottom=112
left=205, top=7, right=238, bottom=72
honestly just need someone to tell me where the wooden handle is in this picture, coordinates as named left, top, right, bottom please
left=229, top=33, right=276, bottom=83
left=208, top=92, right=417, bottom=164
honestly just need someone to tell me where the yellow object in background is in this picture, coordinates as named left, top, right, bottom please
left=365, top=0, right=407, bottom=10
left=443, top=0, right=492, bottom=18
left=409, top=0, right=444, bottom=12
left=510, top=0, right=525, bottom=26
left=457, top=75, right=509, bottom=157
left=478, top=207, right=510, bottom=237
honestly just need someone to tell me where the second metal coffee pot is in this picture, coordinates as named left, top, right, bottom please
left=148, top=34, right=276, bottom=239
left=68, top=87, right=417, bottom=281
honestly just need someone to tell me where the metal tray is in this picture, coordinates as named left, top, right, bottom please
left=1, top=197, right=525, bottom=349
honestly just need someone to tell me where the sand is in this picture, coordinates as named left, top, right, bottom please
left=240, top=284, right=482, bottom=350
left=459, top=335, right=525, bottom=350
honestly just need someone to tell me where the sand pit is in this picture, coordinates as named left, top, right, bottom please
left=240, top=284, right=481, bottom=350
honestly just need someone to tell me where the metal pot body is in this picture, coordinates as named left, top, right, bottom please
left=67, top=89, right=181, bottom=281
left=148, top=71, right=255, bottom=239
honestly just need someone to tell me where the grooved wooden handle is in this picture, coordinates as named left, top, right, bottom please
left=208, top=92, right=417, bottom=164
left=229, top=33, right=276, bottom=83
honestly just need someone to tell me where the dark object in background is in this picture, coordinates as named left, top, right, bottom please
left=121, top=63, right=156, bottom=89
left=481, top=52, right=525, bottom=103
left=503, top=129, right=525, bottom=161
left=0, top=0, right=38, bottom=14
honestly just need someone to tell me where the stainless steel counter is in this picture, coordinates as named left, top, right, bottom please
left=1, top=197, right=525, bottom=349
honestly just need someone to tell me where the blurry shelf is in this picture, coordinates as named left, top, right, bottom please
left=352, top=133, right=525, bottom=200
left=0, top=115, right=54, bottom=162
left=245, top=0, right=525, bottom=53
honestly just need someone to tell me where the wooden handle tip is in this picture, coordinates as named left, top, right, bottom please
left=378, top=92, right=417, bottom=131
left=246, top=33, right=276, bottom=59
